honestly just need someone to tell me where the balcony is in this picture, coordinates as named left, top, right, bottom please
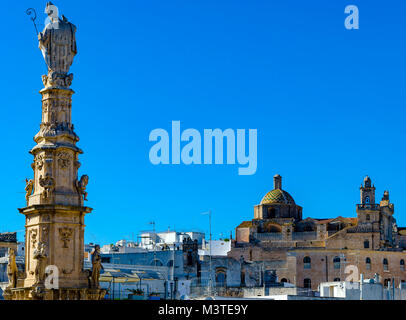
left=357, top=204, right=380, bottom=210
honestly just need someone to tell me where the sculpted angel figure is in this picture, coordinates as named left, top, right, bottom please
left=25, top=178, right=34, bottom=204
left=76, top=175, right=89, bottom=201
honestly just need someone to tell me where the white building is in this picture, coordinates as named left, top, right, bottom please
left=199, top=240, right=231, bottom=257
left=319, top=275, right=406, bottom=300
left=139, top=230, right=205, bottom=250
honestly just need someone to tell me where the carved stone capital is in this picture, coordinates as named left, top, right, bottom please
left=42, top=72, right=74, bottom=88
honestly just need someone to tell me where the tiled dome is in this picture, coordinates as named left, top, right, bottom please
left=261, top=189, right=295, bottom=205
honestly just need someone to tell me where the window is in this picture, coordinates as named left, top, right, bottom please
left=333, top=256, right=341, bottom=269
left=366, top=257, right=371, bottom=270
left=281, top=278, right=288, bottom=283
left=304, top=278, right=311, bottom=289
left=101, top=257, right=111, bottom=263
left=364, top=240, right=370, bottom=249
left=215, top=270, right=227, bottom=287
left=303, top=256, right=311, bottom=269
left=384, top=279, right=391, bottom=287
left=241, top=270, right=246, bottom=286
left=401, top=260, right=405, bottom=271
left=366, top=214, right=370, bottom=221
left=167, top=260, right=174, bottom=267
left=264, top=270, right=277, bottom=285
left=334, top=278, right=340, bottom=282
left=304, top=225, right=314, bottom=232
left=268, top=208, right=276, bottom=218
left=383, top=258, right=389, bottom=271
left=365, top=196, right=370, bottom=204
left=187, top=252, right=193, bottom=266
left=151, top=259, right=163, bottom=266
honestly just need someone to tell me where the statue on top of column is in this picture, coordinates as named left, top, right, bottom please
left=38, top=2, right=77, bottom=87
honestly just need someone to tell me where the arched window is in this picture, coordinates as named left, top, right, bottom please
left=401, top=259, right=405, bottom=271
left=365, top=196, right=370, bottom=204
left=366, top=257, right=371, bottom=270
left=333, top=256, right=341, bottom=269
left=150, top=259, right=163, bottom=266
left=383, top=258, right=389, bottom=271
left=215, top=270, right=227, bottom=287
left=303, top=256, right=311, bottom=269
left=364, top=240, right=370, bottom=249
left=281, top=278, right=288, bottom=283
left=334, top=278, right=340, bottom=282
left=304, top=278, right=311, bottom=289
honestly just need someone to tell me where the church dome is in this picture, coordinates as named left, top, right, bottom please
left=260, top=174, right=296, bottom=205
left=261, top=189, right=295, bottom=205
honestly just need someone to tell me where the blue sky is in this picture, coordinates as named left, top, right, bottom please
left=1, top=0, right=406, bottom=244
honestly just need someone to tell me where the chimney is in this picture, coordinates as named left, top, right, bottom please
left=274, top=174, right=282, bottom=190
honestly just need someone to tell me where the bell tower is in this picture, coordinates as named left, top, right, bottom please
left=360, top=176, right=375, bottom=205
left=357, top=176, right=379, bottom=225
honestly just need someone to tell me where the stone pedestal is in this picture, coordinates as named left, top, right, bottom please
left=3, top=287, right=105, bottom=300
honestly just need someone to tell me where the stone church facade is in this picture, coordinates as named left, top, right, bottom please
left=228, top=175, right=406, bottom=290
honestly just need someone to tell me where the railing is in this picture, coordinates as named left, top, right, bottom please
left=357, top=204, right=380, bottom=210
left=253, top=232, right=319, bottom=241
left=292, top=232, right=317, bottom=240
left=254, top=233, right=282, bottom=241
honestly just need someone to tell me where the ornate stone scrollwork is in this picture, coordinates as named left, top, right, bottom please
left=41, top=225, right=50, bottom=243
left=35, top=155, right=44, bottom=170
left=57, top=151, right=72, bottom=169
left=39, top=173, right=55, bottom=200
left=30, top=229, right=38, bottom=249
left=42, top=71, right=74, bottom=88
left=59, top=227, right=73, bottom=248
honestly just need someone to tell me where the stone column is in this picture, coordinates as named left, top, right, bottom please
left=4, top=3, right=105, bottom=300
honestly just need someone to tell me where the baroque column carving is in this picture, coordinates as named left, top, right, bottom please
left=5, top=3, right=105, bottom=301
